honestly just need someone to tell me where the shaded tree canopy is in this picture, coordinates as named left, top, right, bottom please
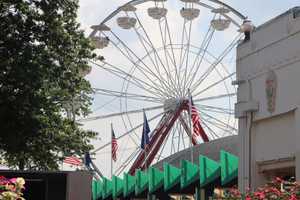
left=0, top=0, right=97, bottom=170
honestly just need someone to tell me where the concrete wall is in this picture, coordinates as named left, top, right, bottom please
left=236, top=7, right=300, bottom=191
left=154, top=135, right=239, bottom=169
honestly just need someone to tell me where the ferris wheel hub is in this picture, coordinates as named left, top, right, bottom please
left=164, top=98, right=186, bottom=112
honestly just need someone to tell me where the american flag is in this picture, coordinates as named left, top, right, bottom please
left=190, top=98, right=209, bottom=143
left=63, top=156, right=82, bottom=166
left=111, top=125, right=118, bottom=162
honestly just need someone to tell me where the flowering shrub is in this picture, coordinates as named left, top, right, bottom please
left=0, top=176, right=25, bottom=200
left=213, top=178, right=300, bottom=200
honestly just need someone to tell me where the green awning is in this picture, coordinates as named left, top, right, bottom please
left=148, top=167, right=164, bottom=193
left=220, top=150, right=239, bottom=185
left=123, top=173, right=135, bottom=198
left=92, top=180, right=102, bottom=200
left=180, top=160, right=199, bottom=189
left=112, top=176, right=123, bottom=199
left=135, top=169, right=148, bottom=196
left=199, top=155, right=220, bottom=187
left=92, top=150, right=239, bottom=199
left=102, top=177, right=112, bottom=200
left=163, top=163, right=181, bottom=191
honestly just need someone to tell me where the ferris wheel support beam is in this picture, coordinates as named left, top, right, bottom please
left=129, top=104, right=185, bottom=174
left=178, top=114, right=197, bottom=145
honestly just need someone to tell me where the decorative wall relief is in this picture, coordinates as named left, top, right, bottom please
left=265, top=70, right=277, bottom=113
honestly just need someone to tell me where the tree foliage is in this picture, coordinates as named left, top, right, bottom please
left=0, top=0, right=97, bottom=170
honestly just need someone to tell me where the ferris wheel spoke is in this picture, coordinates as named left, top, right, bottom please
left=91, top=112, right=165, bottom=153
left=115, top=147, right=140, bottom=176
left=190, top=33, right=242, bottom=94
left=181, top=19, right=194, bottom=98
left=185, top=21, right=216, bottom=91
left=170, top=122, right=177, bottom=155
left=193, top=72, right=236, bottom=97
left=201, top=117, right=235, bottom=137
left=91, top=60, right=166, bottom=98
left=180, top=121, right=187, bottom=150
left=133, top=12, right=178, bottom=96
left=156, top=126, right=172, bottom=163
left=93, top=88, right=162, bottom=103
left=199, top=111, right=237, bottom=132
left=160, top=17, right=183, bottom=96
left=178, top=112, right=193, bottom=148
left=194, top=92, right=236, bottom=102
left=107, top=31, right=172, bottom=97
left=161, top=17, right=178, bottom=70
left=196, top=104, right=234, bottom=115
left=78, top=105, right=164, bottom=122
left=132, top=16, right=170, bottom=87
left=158, top=18, right=181, bottom=96
left=200, top=120, right=219, bottom=140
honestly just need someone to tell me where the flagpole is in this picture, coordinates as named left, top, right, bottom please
left=143, top=109, right=148, bottom=170
left=111, top=123, right=113, bottom=179
left=188, top=89, right=194, bottom=163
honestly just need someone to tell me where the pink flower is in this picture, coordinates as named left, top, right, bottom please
left=289, top=194, right=297, bottom=200
left=9, top=178, right=17, bottom=184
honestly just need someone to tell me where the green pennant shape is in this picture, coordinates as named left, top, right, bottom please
left=112, top=176, right=123, bottom=199
left=180, top=160, right=199, bottom=189
left=199, top=155, right=220, bottom=187
left=148, top=167, right=164, bottom=193
left=96, top=180, right=102, bottom=200
left=220, top=150, right=239, bottom=185
left=92, top=180, right=97, bottom=200
left=163, top=163, right=181, bottom=191
left=102, top=177, right=112, bottom=199
left=135, top=169, right=148, bottom=196
left=123, top=173, right=135, bottom=198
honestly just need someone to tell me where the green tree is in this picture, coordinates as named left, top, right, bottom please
left=0, top=0, right=97, bottom=170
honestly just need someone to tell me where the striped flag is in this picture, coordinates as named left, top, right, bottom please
left=190, top=97, right=209, bottom=143
left=111, top=125, right=118, bottom=162
left=63, top=156, right=82, bottom=166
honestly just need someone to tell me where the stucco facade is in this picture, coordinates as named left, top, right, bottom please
left=236, top=7, right=300, bottom=191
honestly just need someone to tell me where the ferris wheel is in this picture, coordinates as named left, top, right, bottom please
left=82, top=0, right=251, bottom=177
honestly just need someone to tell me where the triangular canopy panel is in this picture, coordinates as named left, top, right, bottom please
left=220, top=150, right=239, bottom=185
left=199, top=155, right=220, bottom=187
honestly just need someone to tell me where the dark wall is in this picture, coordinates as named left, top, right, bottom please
left=0, top=171, right=92, bottom=200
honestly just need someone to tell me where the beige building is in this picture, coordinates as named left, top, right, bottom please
left=236, top=7, right=300, bottom=191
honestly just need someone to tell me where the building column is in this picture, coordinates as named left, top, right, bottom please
left=238, top=115, right=250, bottom=193
left=294, top=107, right=300, bottom=181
